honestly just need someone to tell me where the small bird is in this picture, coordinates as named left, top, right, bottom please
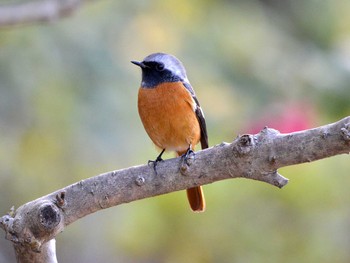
left=132, top=53, right=208, bottom=212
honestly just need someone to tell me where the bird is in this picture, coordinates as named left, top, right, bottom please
left=131, top=52, right=208, bottom=212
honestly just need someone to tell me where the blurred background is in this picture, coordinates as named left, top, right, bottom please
left=1, top=0, right=350, bottom=262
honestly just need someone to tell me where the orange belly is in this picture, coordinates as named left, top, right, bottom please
left=138, top=82, right=201, bottom=152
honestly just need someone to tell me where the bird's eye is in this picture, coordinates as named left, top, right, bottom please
left=155, top=63, right=165, bottom=71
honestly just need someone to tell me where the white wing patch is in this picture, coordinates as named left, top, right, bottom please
left=190, top=96, right=197, bottom=112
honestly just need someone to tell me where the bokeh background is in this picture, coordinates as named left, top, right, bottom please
left=1, top=0, right=350, bottom=262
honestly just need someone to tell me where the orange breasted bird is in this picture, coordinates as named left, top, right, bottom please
left=131, top=52, right=208, bottom=212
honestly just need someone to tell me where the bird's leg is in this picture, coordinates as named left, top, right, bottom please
left=182, top=144, right=195, bottom=165
left=148, top=149, right=165, bottom=174
left=179, top=145, right=196, bottom=175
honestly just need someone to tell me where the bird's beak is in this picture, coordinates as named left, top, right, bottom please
left=131, top=60, right=147, bottom=68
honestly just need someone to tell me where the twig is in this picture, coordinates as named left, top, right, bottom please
left=0, top=0, right=83, bottom=27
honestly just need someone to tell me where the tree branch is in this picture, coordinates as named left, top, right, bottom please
left=1, top=116, right=350, bottom=262
left=0, top=0, right=83, bottom=27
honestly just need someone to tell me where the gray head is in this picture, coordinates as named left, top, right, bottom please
left=131, top=53, right=190, bottom=88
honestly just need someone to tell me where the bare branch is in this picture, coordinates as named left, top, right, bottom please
left=1, top=116, right=349, bottom=262
left=0, top=0, right=83, bottom=27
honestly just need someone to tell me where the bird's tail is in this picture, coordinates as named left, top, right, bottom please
left=186, top=186, right=206, bottom=212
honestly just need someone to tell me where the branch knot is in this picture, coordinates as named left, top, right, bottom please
left=341, top=123, right=350, bottom=142
left=39, top=203, right=61, bottom=231
left=232, top=134, right=256, bottom=156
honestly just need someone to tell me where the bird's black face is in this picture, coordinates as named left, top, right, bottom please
left=132, top=53, right=188, bottom=88
left=139, top=61, right=182, bottom=88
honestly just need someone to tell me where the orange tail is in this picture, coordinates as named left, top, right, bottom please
left=186, top=186, right=206, bottom=212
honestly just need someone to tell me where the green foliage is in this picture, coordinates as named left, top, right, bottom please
left=1, top=0, right=350, bottom=262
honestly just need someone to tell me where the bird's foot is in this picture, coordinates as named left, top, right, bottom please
left=148, top=149, right=165, bottom=175
left=182, top=147, right=196, bottom=164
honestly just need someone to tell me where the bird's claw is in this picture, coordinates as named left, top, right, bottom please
left=182, top=148, right=196, bottom=165
left=148, top=149, right=165, bottom=175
